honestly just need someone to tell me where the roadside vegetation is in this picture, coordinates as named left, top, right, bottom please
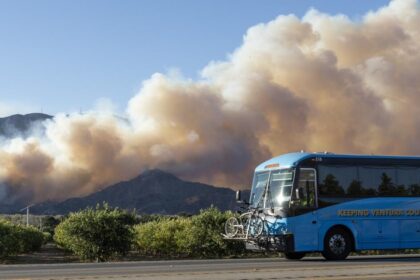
left=0, top=219, right=46, bottom=258
left=134, top=207, right=245, bottom=258
left=53, top=204, right=244, bottom=261
left=54, top=204, right=136, bottom=262
left=2, top=205, right=420, bottom=263
left=0, top=204, right=244, bottom=262
left=0, top=204, right=419, bottom=262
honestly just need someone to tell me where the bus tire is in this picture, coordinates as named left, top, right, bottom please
left=284, top=252, right=306, bottom=260
left=322, top=227, right=352, bottom=260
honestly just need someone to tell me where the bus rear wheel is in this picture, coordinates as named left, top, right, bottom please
left=322, top=228, right=352, bottom=260
left=284, top=252, right=305, bottom=260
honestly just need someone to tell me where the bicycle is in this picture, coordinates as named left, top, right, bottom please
left=224, top=207, right=266, bottom=239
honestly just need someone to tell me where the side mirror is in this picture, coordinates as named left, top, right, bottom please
left=235, top=190, right=241, bottom=202
left=235, top=190, right=249, bottom=205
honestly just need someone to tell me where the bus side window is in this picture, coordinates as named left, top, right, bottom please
left=296, top=169, right=316, bottom=208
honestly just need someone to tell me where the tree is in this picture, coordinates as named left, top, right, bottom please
left=133, top=207, right=245, bottom=258
left=0, top=219, right=44, bottom=259
left=42, top=216, right=62, bottom=236
left=320, top=174, right=345, bottom=195
left=134, top=217, right=191, bottom=257
left=0, top=220, right=20, bottom=258
left=378, top=173, right=396, bottom=195
left=347, top=180, right=365, bottom=196
left=174, top=207, right=245, bottom=257
left=54, top=204, right=136, bottom=262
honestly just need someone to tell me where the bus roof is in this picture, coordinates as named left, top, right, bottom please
left=255, top=152, right=420, bottom=172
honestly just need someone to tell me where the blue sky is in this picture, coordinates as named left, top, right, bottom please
left=0, top=0, right=391, bottom=115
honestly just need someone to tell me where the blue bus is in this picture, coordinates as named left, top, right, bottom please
left=225, top=152, right=420, bottom=260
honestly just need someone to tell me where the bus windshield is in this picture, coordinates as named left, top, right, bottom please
left=250, top=168, right=295, bottom=208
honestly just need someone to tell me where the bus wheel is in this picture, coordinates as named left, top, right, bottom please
left=284, top=252, right=305, bottom=260
left=322, top=228, right=352, bottom=260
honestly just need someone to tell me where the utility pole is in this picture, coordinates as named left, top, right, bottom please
left=19, top=204, right=34, bottom=227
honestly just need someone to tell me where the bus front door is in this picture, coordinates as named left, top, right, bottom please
left=291, top=168, right=319, bottom=251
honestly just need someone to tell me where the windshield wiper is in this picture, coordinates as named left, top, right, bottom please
left=254, top=171, right=275, bottom=211
left=264, top=176, right=275, bottom=211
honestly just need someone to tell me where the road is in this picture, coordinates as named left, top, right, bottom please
left=1, top=255, right=420, bottom=280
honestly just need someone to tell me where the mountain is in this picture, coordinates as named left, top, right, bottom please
left=32, top=169, right=239, bottom=215
left=0, top=113, right=243, bottom=215
left=0, top=113, right=52, bottom=138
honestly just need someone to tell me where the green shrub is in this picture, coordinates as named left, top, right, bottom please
left=54, top=204, right=136, bottom=262
left=0, top=219, right=44, bottom=259
left=0, top=220, right=20, bottom=258
left=135, top=217, right=191, bottom=257
left=137, top=214, right=166, bottom=224
left=42, top=232, right=52, bottom=243
left=179, top=207, right=245, bottom=257
left=15, top=225, right=45, bottom=253
left=134, top=207, right=245, bottom=258
left=42, top=216, right=62, bottom=236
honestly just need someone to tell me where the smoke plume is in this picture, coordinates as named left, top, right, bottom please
left=2, top=0, right=420, bottom=202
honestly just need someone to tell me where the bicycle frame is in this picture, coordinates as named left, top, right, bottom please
left=225, top=204, right=294, bottom=253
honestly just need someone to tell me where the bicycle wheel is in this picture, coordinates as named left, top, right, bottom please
left=240, top=213, right=251, bottom=236
left=250, top=216, right=264, bottom=237
left=225, top=217, right=239, bottom=237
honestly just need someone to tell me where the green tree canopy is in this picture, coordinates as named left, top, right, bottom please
left=134, top=207, right=245, bottom=258
left=54, top=203, right=136, bottom=262
left=0, top=219, right=44, bottom=259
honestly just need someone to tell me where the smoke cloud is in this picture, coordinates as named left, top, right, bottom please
left=1, top=0, right=420, bottom=202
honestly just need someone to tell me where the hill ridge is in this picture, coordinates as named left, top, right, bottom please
left=31, top=169, right=237, bottom=215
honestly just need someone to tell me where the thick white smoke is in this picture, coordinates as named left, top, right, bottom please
left=1, top=0, right=420, bottom=203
